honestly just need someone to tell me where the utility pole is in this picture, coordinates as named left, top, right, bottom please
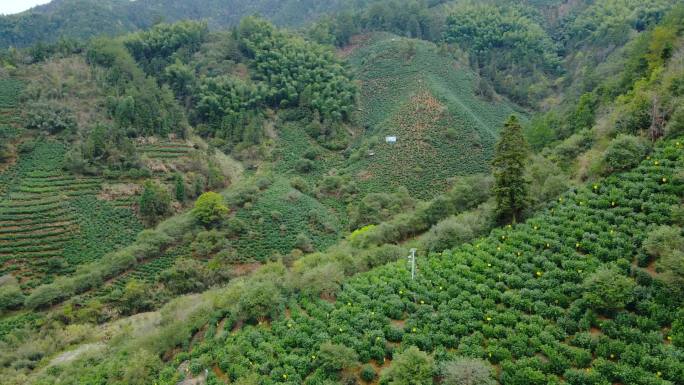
left=408, top=248, right=417, bottom=280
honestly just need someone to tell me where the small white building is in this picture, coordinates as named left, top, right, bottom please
left=385, top=136, right=397, bottom=144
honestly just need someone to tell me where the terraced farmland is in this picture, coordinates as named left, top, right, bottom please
left=345, top=33, right=522, bottom=199
left=0, top=141, right=142, bottom=290
left=165, top=139, right=684, bottom=385
left=137, top=140, right=196, bottom=160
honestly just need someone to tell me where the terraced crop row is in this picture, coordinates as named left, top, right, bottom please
left=137, top=141, right=196, bottom=160
left=0, top=78, right=23, bottom=135
left=164, top=139, right=683, bottom=385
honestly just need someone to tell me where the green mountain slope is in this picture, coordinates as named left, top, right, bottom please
left=344, top=33, right=523, bottom=198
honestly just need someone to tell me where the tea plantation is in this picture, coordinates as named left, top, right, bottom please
left=163, top=139, right=684, bottom=385
left=345, top=33, right=521, bottom=198
left=231, top=178, right=343, bottom=261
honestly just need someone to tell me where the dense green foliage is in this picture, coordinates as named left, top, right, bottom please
left=444, top=3, right=560, bottom=105
left=124, top=21, right=208, bottom=75
left=193, top=191, right=229, bottom=226
left=192, top=17, right=356, bottom=148
left=140, top=181, right=172, bottom=225
left=86, top=38, right=187, bottom=138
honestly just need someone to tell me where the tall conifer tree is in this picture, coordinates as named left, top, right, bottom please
left=492, top=115, right=529, bottom=224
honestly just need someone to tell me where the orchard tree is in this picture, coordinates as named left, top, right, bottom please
left=193, top=191, right=229, bottom=226
left=492, top=115, right=529, bottom=224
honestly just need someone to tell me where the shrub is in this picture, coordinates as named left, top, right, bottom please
left=290, top=176, right=310, bottom=193
left=656, top=250, right=684, bottom=293
left=0, top=281, right=25, bottom=311
left=380, top=346, right=434, bottom=385
left=295, top=158, right=315, bottom=173
left=421, top=206, right=492, bottom=252
left=116, top=279, right=153, bottom=315
left=174, top=174, right=186, bottom=202
left=441, top=357, right=496, bottom=385
left=296, top=262, right=344, bottom=298
left=159, top=258, right=212, bottom=295
left=295, top=233, right=314, bottom=253
left=582, top=265, right=636, bottom=313
left=303, top=148, right=319, bottom=160
left=191, top=230, right=227, bottom=257
left=237, top=279, right=283, bottom=321
left=24, top=284, right=67, bottom=309
left=360, top=364, right=376, bottom=382
left=318, top=342, right=358, bottom=374
left=193, top=192, right=229, bottom=226
left=643, top=225, right=684, bottom=258
left=602, top=135, right=648, bottom=174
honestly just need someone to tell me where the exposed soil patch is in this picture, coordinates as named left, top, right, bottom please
left=232, top=262, right=261, bottom=276
left=97, top=183, right=141, bottom=202
left=48, top=343, right=104, bottom=367
left=337, top=34, right=373, bottom=58
left=390, top=319, right=406, bottom=329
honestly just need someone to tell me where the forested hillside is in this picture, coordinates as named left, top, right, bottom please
left=0, top=0, right=390, bottom=48
left=0, top=0, right=683, bottom=385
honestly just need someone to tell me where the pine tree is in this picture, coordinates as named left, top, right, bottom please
left=492, top=115, right=529, bottom=224
left=174, top=174, right=185, bottom=202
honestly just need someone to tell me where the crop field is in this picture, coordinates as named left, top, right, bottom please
left=166, top=139, right=683, bottom=385
left=0, top=141, right=142, bottom=290
left=345, top=33, right=521, bottom=199
left=231, top=178, right=343, bottom=260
